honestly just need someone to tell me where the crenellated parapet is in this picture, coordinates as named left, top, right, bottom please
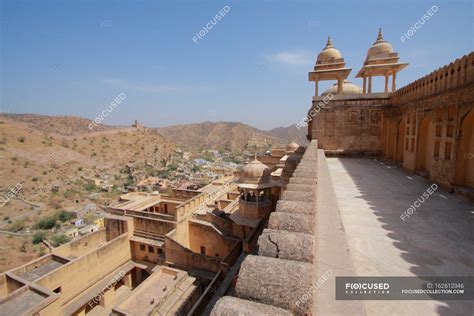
left=392, top=52, right=474, bottom=104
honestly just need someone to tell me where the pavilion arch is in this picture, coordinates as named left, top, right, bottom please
left=415, top=116, right=434, bottom=173
left=454, top=110, right=474, bottom=188
left=395, top=119, right=405, bottom=163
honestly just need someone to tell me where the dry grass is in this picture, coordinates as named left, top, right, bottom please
left=0, top=114, right=174, bottom=272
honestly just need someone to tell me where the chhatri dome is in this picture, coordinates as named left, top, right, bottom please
left=239, top=159, right=271, bottom=186
left=316, top=37, right=342, bottom=64
left=286, top=141, right=299, bottom=153
left=366, top=28, right=394, bottom=61
left=356, top=27, right=408, bottom=93
left=322, top=80, right=362, bottom=95
left=309, top=36, right=352, bottom=96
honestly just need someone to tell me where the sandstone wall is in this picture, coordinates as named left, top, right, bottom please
left=309, top=52, right=474, bottom=189
left=36, top=234, right=132, bottom=306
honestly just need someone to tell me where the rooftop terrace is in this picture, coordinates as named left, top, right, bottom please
left=113, top=267, right=196, bottom=315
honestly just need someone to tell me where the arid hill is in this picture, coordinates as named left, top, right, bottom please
left=3, top=113, right=119, bottom=136
left=156, top=121, right=307, bottom=152
left=0, top=114, right=174, bottom=272
left=266, top=125, right=307, bottom=145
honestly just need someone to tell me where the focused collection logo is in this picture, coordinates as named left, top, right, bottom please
left=345, top=282, right=390, bottom=294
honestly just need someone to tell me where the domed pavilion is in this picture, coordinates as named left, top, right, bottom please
left=236, top=159, right=275, bottom=220
left=286, top=141, right=300, bottom=153
left=355, top=28, right=408, bottom=93
left=308, top=36, right=352, bottom=96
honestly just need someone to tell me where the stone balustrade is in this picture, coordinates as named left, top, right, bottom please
left=211, top=140, right=365, bottom=315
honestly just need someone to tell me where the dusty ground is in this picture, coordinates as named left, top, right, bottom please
left=0, top=234, right=48, bottom=270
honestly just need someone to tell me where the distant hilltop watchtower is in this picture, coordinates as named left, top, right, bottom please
left=132, top=119, right=142, bottom=129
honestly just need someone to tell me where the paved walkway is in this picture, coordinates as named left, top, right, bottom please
left=327, top=157, right=474, bottom=316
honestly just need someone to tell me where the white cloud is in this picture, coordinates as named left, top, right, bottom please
left=99, top=77, right=214, bottom=93
left=265, top=50, right=314, bottom=66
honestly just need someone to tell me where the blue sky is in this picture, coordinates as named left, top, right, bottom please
left=1, top=0, right=472, bottom=130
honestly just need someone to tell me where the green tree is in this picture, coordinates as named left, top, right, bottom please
left=36, top=216, right=56, bottom=230
left=32, top=231, right=46, bottom=244
left=56, top=210, right=74, bottom=223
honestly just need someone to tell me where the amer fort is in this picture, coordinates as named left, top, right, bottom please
left=0, top=29, right=473, bottom=315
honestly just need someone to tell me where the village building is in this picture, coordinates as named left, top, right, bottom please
left=0, top=155, right=294, bottom=315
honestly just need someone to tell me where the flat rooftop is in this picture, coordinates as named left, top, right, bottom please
left=63, top=261, right=143, bottom=315
left=14, top=258, right=65, bottom=282
left=113, top=267, right=196, bottom=315
left=228, top=208, right=259, bottom=228
left=130, top=235, right=164, bottom=247
left=0, top=288, right=47, bottom=316
left=199, top=178, right=235, bottom=194
left=113, top=195, right=180, bottom=212
left=199, top=183, right=224, bottom=194
left=327, top=157, right=474, bottom=315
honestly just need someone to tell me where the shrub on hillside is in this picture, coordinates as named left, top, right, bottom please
left=56, top=210, right=74, bottom=223
left=9, top=220, right=26, bottom=232
left=84, top=183, right=99, bottom=192
left=32, top=231, right=46, bottom=244
left=36, top=216, right=56, bottom=230
left=51, top=234, right=70, bottom=246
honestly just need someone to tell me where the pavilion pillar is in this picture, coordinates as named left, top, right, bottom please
left=337, top=77, right=343, bottom=94
left=384, top=74, right=389, bottom=92
left=315, top=80, right=319, bottom=97
left=363, top=77, right=367, bottom=93
left=392, top=72, right=397, bottom=91
left=368, top=75, right=372, bottom=93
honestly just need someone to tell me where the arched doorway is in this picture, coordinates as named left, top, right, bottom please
left=387, top=120, right=397, bottom=160
left=395, top=119, right=405, bottom=163
left=381, top=118, right=389, bottom=156
left=415, top=116, right=434, bottom=173
left=454, top=110, right=474, bottom=188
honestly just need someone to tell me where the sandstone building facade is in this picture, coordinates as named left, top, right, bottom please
left=307, top=30, right=473, bottom=193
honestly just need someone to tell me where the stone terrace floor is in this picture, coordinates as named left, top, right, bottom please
left=327, top=157, right=474, bottom=316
